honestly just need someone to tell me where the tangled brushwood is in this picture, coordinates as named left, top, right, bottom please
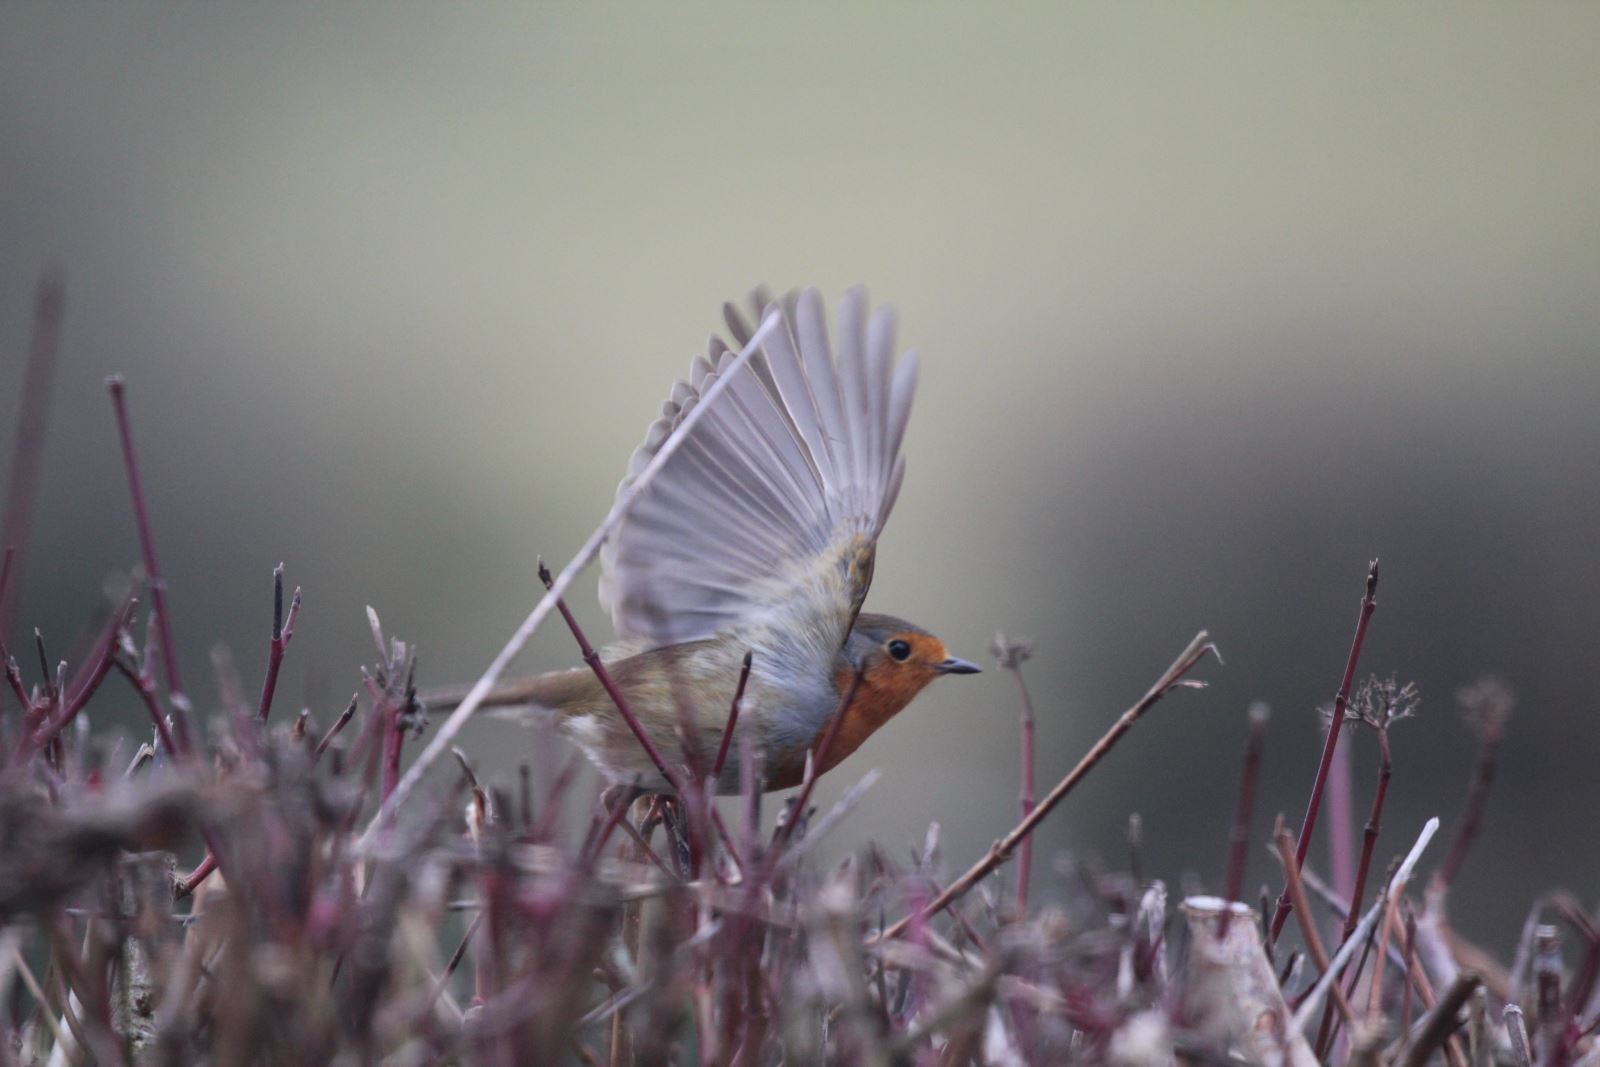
left=3, top=280, right=1596, bottom=1066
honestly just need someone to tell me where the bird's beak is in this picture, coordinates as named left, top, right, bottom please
left=936, top=656, right=982, bottom=675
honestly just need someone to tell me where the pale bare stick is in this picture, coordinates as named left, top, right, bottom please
left=879, top=630, right=1216, bottom=941
left=358, top=311, right=782, bottom=847
left=1503, top=1005, right=1533, bottom=1067
left=1271, top=817, right=1359, bottom=1031
left=1292, top=816, right=1440, bottom=1033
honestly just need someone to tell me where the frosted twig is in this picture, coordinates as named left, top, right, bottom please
left=1292, top=816, right=1439, bottom=1032
left=359, top=311, right=781, bottom=847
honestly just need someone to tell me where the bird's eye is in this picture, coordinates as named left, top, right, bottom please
left=886, top=639, right=912, bottom=662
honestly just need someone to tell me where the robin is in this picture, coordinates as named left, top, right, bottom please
left=429, top=287, right=979, bottom=794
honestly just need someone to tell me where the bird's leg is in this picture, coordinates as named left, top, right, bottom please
left=600, top=782, right=644, bottom=819
left=657, top=797, right=694, bottom=879
left=585, top=782, right=646, bottom=865
left=612, top=791, right=658, bottom=1067
left=637, top=795, right=665, bottom=843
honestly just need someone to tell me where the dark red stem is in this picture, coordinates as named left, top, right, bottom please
left=1269, top=559, right=1379, bottom=944
left=381, top=701, right=404, bottom=808
left=0, top=274, right=65, bottom=650
left=1402, top=908, right=1418, bottom=1035
left=582, top=786, right=641, bottom=868
left=1012, top=665, right=1037, bottom=915
left=537, top=561, right=680, bottom=791
left=110, top=657, right=181, bottom=759
left=1347, top=728, right=1393, bottom=940
left=177, top=853, right=218, bottom=897
left=256, top=564, right=302, bottom=723
left=1566, top=932, right=1600, bottom=1027
left=712, top=651, right=754, bottom=781
left=314, top=695, right=359, bottom=758
left=767, top=669, right=864, bottom=859
left=428, top=911, right=484, bottom=1011
left=536, top=563, right=747, bottom=872
left=19, top=598, right=136, bottom=758
left=0, top=546, right=14, bottom=650
left=106, top=377, right=194, bottom=754
left=1316, top=724, right=1393, bottom=1056
left=1220, top=702, right=1270, bottom=937
left=1435, top=723, right=1504, bottom=893
left=2, top=643, right=29, bottom=711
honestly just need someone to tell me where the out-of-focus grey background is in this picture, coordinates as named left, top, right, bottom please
left=4, top=7, right=1597, bottom=949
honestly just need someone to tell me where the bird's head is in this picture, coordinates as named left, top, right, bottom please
left=845, top=613, right=981, bottom=700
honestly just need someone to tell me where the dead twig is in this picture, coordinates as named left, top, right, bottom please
left=1220, top=702, right=1269, bottom=936
left=1269, top=559, right=1379, bottom=945
left=1271, top=816, right=1359, bottom=1032
left=0, top=273, right=65, bottom=650
left=107, top=376, right=195, bottom=754
left=255, top=564, right=302, bottom=723
left=880, top=629, right=1216, bottom=940
left=991, top=632, right=1036, bottom=915
left=1292, top=816, right=1439, bottom=1034
left=1399, top=971, right=1482, bottom=1067
left=364, top=310, right=781, bottom=842
left=1433, top=678, right=1512, bottom=894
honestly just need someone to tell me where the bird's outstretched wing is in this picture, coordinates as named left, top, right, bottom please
left=598, top=287, right=919, bottom=651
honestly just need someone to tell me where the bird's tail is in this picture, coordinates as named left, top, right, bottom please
left=419, top=668, right=594, bottom=721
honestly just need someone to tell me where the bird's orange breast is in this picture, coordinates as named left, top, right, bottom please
left=765, top=665, right=933, bottom=790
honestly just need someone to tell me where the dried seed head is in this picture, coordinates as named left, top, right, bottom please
left=1322, top=674, right=1419, bottom=732
left=1457, top=676, right=1514, bottom=738
left=990, top=631, right=1035, bottom=671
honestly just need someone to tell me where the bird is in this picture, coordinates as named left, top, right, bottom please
left=428, top=287, right=979, bottom=795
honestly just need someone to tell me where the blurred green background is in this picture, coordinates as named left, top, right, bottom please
left=4, top=6, right=1598, bottom=951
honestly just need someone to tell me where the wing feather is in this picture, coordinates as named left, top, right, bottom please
left=834, top=288, right=870, bottom=510
left=599, top=287, right=919, bottom=647
left=864, top=304, right=896, bottom=493
left=886, top=350, right=919, bottom=477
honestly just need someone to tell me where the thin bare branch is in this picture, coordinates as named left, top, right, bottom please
left=0, top=272, right=65, bottom=649
left=1292, top=815, right=1440, bottom=1033
left=362, top=310, right=781, bottom=844
left=880, top=630, right=1216, bottom=940
left=1270, top=559, right=1379, bottom=944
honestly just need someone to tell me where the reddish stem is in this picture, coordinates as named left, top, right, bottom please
left=530, top=751, right=582, bottom=844
left=2, top=643, right=29, bottom=711
left=1402, top=908, right=1418, bottom=1036
left=0, top=545, right=14, bottom=648
left=106, top=377, right=194, bottom=754
left=614, top=807, right=680, bottom=882
left=1434, top=720, right=1504, bottom=893
left=19, top=598, right=136, bottom=758
left=1274, top=818, right=1360, bottom=1029
left=1269, top=559, right=1379, bottom=944
left=537, top=561, right=680, bottom=790
left=381, top=701, right=404, bottom=807
left=428, top=911, right=484, bottom=1012
left=110, top=656, right=181, bottom=759
left=1220, top=702, right=1270, bottom=937
left=256, top=564, right=302, bottom=723
left=314, top=694, right=359, bottom=758
left=1011, top=663, right=1037, bottom=916
left=1566, top=932, right=1600, bottom=1027
left=1316, top=724, right=1393, bottom=1056
left=581, top=784, right=642, bottom=868
left=767, top=669, right=864, bottom=859
left=0, top=274, right=65, bottom=650
left=881, top=630, right=1215, bottom=940
left=536, top=563, right=748, bottom=874
left=1328, top=735, right=1355, bottom=901
left=711, top=651, right=754, bottom=781
left=1348, top=728, right=1393, bottom=941
left=177, top=853, right=218, bottom=897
